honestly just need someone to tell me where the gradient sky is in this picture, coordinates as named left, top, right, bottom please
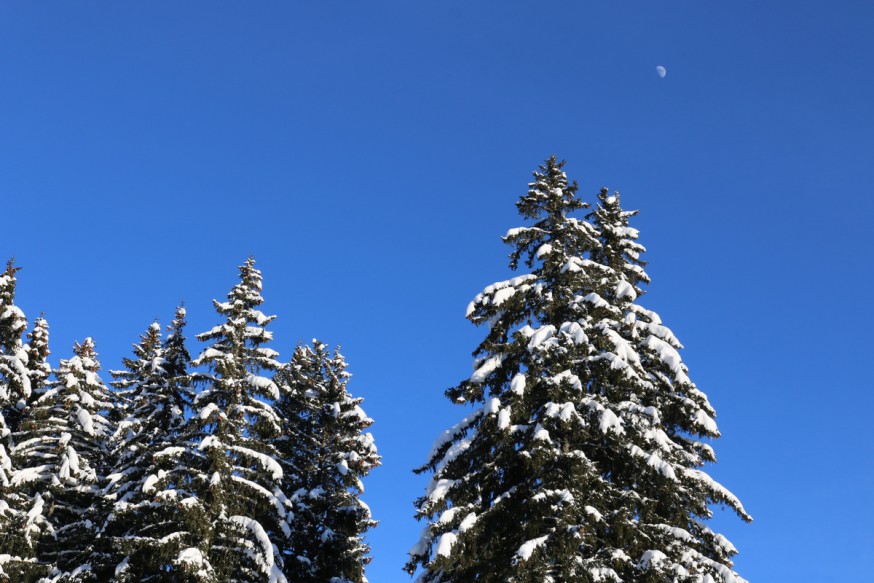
left=2, top=2, right=872, bottom=581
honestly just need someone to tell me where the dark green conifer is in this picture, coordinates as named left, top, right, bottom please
left=274, top=341, right=379, bottom=583
left=102, top=311, right=194, bottom=581
left=13, top=338, right=115, bottom=580
left=0, top=263, right=51, bottom=581
left=408, top=158, right=749, bottom=582
left=168, top=258, right=287, bottom=582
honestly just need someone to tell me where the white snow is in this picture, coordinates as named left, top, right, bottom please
left=536, top=243, right=553, bottom=258
left=584, top=505, right=604, bottom=522
left=497, top=408, right=511, bottom=430
left=427, top=410, right=481, bottom=459
left=76, top=408, right=95, bottom=436
left=199, top=403, right=223, bottom=421
left=694, top=409, right=720, bottom=435
left=435, top=532, right=457, bottom=557
left=492, top=287, right=517, bottom=307
left=615, top=280, right=637, bottom=301
left=198, top=435, right=221, bottom=450
left=484, top=397, right=501, bottom=414
left=527, top=325, right=557, bottom=351
left=637, top=549, right=667, bottom=570
left=510, top=373, right=526, bottom=395
left=12, top=465, right=50, bottom=486
left=515, top=535, right=549, bottom=562
left=641, top=336, right=691, bottom=385
left=176, top=547, right=208, bottom=570
left=229, top=515, right=287, bottom=583
left=425, top=479, right=456, bottom=503
left=630, top=445, right=677, bottom=480
left=24, top=494, right=44, bottom=525
left=683, top=469, right=751, bottom=520
left=458, top=512, right=478, bottom=532
left=559, top=321, right=588, bottom=345
left=142, top=473, right=161, bottom=494
left=532, top=424, right=552, bottom=443
left=229, top=445, right=283, bottom=481
left=470, top=356, right=504, bottom=383
left=246, top=374, right=280, bottom=399
left=598, top=408, right=625, bottom=435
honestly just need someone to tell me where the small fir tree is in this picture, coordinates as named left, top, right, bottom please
left=273, top=341, right=379, bottom=583
left=25, top=317, right=52, bottom=399
left=12, top=338, right=115, bottom=580
left=408, top=157, right=750, bottom=582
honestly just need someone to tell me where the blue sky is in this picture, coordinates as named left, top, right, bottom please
left=2, top=1, right=872, bottom=580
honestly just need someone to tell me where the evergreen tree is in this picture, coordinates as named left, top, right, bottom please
left=12, top=338, right=115, bottom=580
left=168, top=258, right=288, bottom=582
left=408, top=157, right=750, bottom=582
left=0, top=263, right=50, bottom=581
left=0, top=259, right=31, bottom=444
left=273, top=341, right=379, bottom=582
left=587, top=188, right=650, bottom=297
left=25, top=317, right=52, bottom=400
left=163, top=306, right=193, bottom=384
left=102, top=313, right=193, bottom=581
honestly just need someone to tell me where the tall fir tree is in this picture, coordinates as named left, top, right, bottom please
left=167, top=258, right=288, bottom=582
left=12, top=338, right=116, bottom=580
left=0, top=259, right=31, bottom=445
left=273, top=341, right=379, bottom=583
left=0, top=263, right=50, bottom=581
left=408, top=157, right=749, bottom=582
left=102, top=311, right=194, bottom=581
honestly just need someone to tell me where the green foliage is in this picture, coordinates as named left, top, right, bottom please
left=274, top=341, right=379, bottom=583
left=409, top=157, right=749, bottom=582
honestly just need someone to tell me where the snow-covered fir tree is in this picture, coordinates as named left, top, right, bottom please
left=586, top=187, right=650, bottom=297
left=0, top=259, right=31, bottom=442
left=408, top=157, right=750, bottom=582
left=163, top=306, right=194, bottom=386
left=25, top=317, right=52, bottom=401
left=102, top=311, right=194, bottom=581
left=0, top=262, right=51, bottom=581
left=12, top=338, right=116, bottom=580
left=273, top=341, right=379, bottom=582
left=165, top=258, right=288, bottom=582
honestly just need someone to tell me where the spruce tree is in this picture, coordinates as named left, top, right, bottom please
left=12, top=338, right=115, bottom=580
left=408, top=157, right=749, bottom=582
left=0, top=259, right=31, bottom=443
left=102, top=312, right=193, bottom=581
left=0, top=263, right=50, bottom=581
left=25, top=317, right=52, bottom=400
left=273, top=341, right=379, bottom=582
left=169, top=258, right=288, bottom=582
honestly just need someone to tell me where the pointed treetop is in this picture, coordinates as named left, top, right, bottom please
left=1, top=258, right=21, bottom=286
left=239, top=256, right=263, bottom=293
left=506, top=156, right=600, bottom=272
left=28, top=315, right=50, bottom=358
left=72, top=337, right=100, bottom=372
left=516, top=156, right=587, bottom=221
left=587, top=187, right=651, bottom=294
left=26, top=315, right=51, bottom=391
left=0, top=258, right=27, bottom=354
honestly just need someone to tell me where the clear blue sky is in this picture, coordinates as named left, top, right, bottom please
left=2, top=2, right=872, bottom=580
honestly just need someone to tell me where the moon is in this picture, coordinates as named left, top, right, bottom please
left=656, top=65, right=667, bottom=78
